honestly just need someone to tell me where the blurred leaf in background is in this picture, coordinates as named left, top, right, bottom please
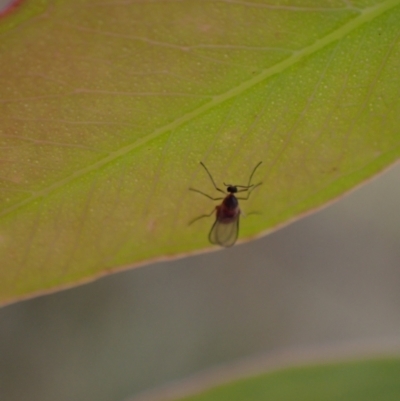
left=133, top=358, right=400, bottom=401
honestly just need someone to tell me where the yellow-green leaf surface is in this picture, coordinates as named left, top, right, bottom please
left=1, top=0, right=399, bottom=303
left=155, top=358, right=400, bottom=401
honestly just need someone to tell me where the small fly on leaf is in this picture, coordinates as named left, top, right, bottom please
left=189, top=161, right=262, bottom=247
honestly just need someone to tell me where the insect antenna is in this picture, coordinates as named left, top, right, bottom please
left=236, top=161, right=263, bottom=199
left=189, top=162, right=227, bottom=199
left=199, top=162, right=226, bottom=195
left=247, top=161, right=263, bottom=187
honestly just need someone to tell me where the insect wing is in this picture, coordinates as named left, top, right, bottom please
left=208, top=215, right=239, bottom=247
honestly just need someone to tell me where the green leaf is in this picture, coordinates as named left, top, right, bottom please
left=0, top=0, right=399, bottom=304
left=165, top=358, right=400, bottom=401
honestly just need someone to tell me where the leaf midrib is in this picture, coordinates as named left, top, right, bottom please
left=1, top=0, right=398, bottom=218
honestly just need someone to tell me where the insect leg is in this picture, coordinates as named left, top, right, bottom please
left=189, top=208, right=216, bottom=225
left=189, top=187, right=224, bottom=201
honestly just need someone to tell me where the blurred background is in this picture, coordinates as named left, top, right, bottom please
left=0, top=162, right=399, bottom=401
